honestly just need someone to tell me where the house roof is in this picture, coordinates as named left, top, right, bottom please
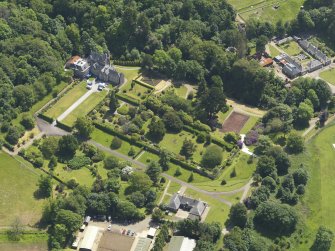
left=134, top=237, right=151, bottom=251
left=168, top=236, right=196, bottom=251
left=67, top=55, right=81, bottom=65
left=167, top=194, right=206, bottom=216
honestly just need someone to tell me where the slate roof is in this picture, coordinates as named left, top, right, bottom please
left=167, top=194, right=207, bottom=217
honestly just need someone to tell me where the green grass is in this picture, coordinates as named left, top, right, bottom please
left=240, top=116, right=259, bottom=134
left=165, top=163, right=211, bottom=184
left=192, top=153, right=256, bottom=192
left=167, top=181, right=182, bottom=195
left=62, top=90, right=108, bottom=126
left=269, top=44, right=281, bottom=57
left=120, top=82, right=152, bottom=101
left=0, top=152, right=45, bottom=226
left=44, top=82, right=88, bottom=119
left=91, top=128, right=141, bottom=157
left=115, top=66, right=140, bottom=88
left=174, top=86, right=188, bottom=99
left=290, top=123, right=335, bottom=250
left=279, top=41, right=302, bottom=56
left=238, top=0, right=304, bottom=24
left=137, top=151, right=160, bottom=164
left=320, top=68, right=335, bottom=85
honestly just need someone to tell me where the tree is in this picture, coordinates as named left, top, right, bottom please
left=55, top=209, right=82, bottom=234
left=162, top=111, right=183, bottom=132
left=224, top=227, right=248, bottom=251
left=58, top=135, right=78, bottom=158
left=159, top=150, right=170, bottom=171
left=248, top=186, right=270, bottom=209
left=253, top=202, right=298, bottom=236
left=40, top=137, right=59, bottom=159
left=180, top=138, right=196, bottom=158
left=146, top=161, right=162, bottom=184
left=152, top=208, right=164, bottom=222
left=254, top=135, right=273, bottom=156
left=48, top=155, right=58, bottom=170
left=188, top=172, right=194, bottom=182
left=13, top=85, right=35, bottom=111
left=37, top=175, right=52, bottom=198
left=294, top=102, right=313, bottom=128
left=227, top=203, right=248, bottom=228
left=261, top=176, right=277, bottom=192
left=292, top=167, right=308, bottom=186
left=267, top=146, right=291, bottom=175
left=111, top=137, right=122, bottom=149
left=7, top=217, right=23, bottom=241
left=174, top=167, right=182, bottom=176
left=201, top=145, right=223, bottom=169
left=307, top=89, right=320, bottom=110
left=116, top=200, right=144, bottom=221
left=129, top=172, right=153, bottom=193
left=256, top=35, right=268, bottom=54
left=286, top=132, right=304, bottom=154
left=104, top=178, right=121, bottom=193
left=74, top=117, right=94, bottom=138
left=311, top=226, right=334, bottom=251
left=256, top=156, right=276, bottom=178
left=148, top=116, right=166, bottom=142
left=5, top=126, right=23, bottom=145
left=109, top=90, right=118, bottom=113
left=20, top=114, right=35, bottom=130
left=104, top=156, right=119, bottom=169
left=129, top=191, right=146, bottom=208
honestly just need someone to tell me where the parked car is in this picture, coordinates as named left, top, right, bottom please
left=98, top=83, right=105, bottom=91
left=86, top=82, right=93, bottom=90
left=122, top=229, right=126, bottom=235
left=79, top=224, right=86, bottom=232
left=107, top=225, right=112, bottom=231
left=127, top=230, right=131, bottom=235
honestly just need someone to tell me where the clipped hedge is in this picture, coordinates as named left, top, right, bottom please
left=133, top=79, right=155, bottom=90
left=68, top=156, right=91, bottom=170
left=113, top=60, right=141, bottom=66
left=56, top=120, right=73, bottom=132
left=37, top=113, right=54, bottom=123
left=116, top=93, right=141, bottom=106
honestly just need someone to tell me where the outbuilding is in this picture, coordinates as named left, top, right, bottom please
left=79, top=226, right=99, bottom=251
left=147, top=228, right=157, bottom=239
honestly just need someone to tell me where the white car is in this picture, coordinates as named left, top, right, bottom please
left=107, top=225, right=112, bottom=231
left=98, top=83, right=105, bottom=91
left=86, top=82, right=93, bottom=90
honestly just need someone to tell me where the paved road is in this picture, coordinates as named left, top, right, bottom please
left=57, top=84, right=98, bottom=122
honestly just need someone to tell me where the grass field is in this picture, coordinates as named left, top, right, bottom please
left=234, top=0, right=304, bottom=24
left=279, top=41, right=302, bottom=56
left=174, top=86, right=188, bottom=99
left=121, top=82, right=152, bottom=101
left=91, top=128, right=141, bottom=157
left=62, top=90, right=108, bottom=126
left=0, top=152, right=45, bottom=226
left=44, top=82, right=88, bottom=119
left=240, top=116, right=259, bottom=134
left=269, top=44, right=281, bottom=57
left=290, top=123, right=335, bottom=250
left=115, top=66, right=140, bottom=88
left=320, top=68, right=335, bottom=85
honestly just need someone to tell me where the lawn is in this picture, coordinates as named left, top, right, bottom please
left=240, top=116, right=259, bottom=134
left=62, top=90, right=108, bottom=126
left=165, top=163, right=211, bottom=184
left=269, top=44, right=281, bottom=57
left=0, top=152, right=45, bottom=226
left=121, top=82, right=152, bottom=101
left=91, top=128, right=141, bottom=157
left=115, top=66, right=140, bottom=88
left=192, top=153, right=256, bottom=192
left=320, top=68, right=335, bottom=85
left=174, top=85, right=188, bottom=99
left=279, top=41, right=302, bottom=56
left=137, top=151, right=160, bottom=164
left=290, top=123, right=335, bottom=250
left=238, top=0, right=304, bottom=24
left=167, top=181, right=182, bottom=195
left=44, top=82, right=88, bottom=119
left=159, top=130, right=222, bottom=164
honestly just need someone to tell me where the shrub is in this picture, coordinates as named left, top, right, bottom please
left=111, top=137, right=123, bottom=149
left=201, top=145, right=223, bottom=169
left=244, top=130, right=259, bottom=146
left=20, top=114, right=35, bottom=130
left=68, top=156, right=91, bottom=170
left=117, top=105, right=129, bottom=115
left=197, top=132, right=206, bottom=143
left=67, top=178, right=79, bottom=189
left=174, top=167, right=182, bottom=177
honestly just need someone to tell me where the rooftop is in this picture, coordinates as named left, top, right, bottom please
left=168, top=236, right=196, bottom=251
left=167, top=194, right=207, bottom=217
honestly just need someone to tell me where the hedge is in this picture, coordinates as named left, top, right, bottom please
left=113, top=60, right=141, bottom=66
left=37, top=113, right=54, bottom=123
left=3, top=141, right=14, bottom=152
left=93, top=121, right=215, bottom=179
left=56, top=120, right=73, bottom=132
left=133, top=79, right=155, bottom=90
left=116, top=93, right=141, bottom=106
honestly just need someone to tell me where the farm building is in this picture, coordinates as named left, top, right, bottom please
left=298, top=40, right=331, bottom=65
left=260, top=58, right=273, bottom=67
left=134, top=237, right=152, bottom=251
left=79, top=226, right=100, bottom=251
left=276, top=36, right=293, bottom=45
left=147, top=228, right=157, bottom=239
left=168, top=236, right=196, bottom=251
left=167, top=194, right=207, bottom=220
left=88, top=52, right=124, bottom=85
left=97, top=231, right=135, bottom=251
left=66, top=56, right=90, bottom=78
left=307, top=60, right=323, bottom=72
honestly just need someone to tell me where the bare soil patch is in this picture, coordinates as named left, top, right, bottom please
left=222, top=112, right=249, bottom=133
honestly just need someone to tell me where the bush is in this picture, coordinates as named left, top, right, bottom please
left=68, top=156, right=91, bottom=170
left=67, top=178, right=79, bottom=189
left=117, top=105, right=129, bottom=115
left=20, top=114, right=35, bottom=130
left=197, top=132, right=206, bottom=143
left=111, top=137, right=123, bottom=149
left=224, top=132, right=240, bottom=144
left=201, top=145, right=223, bottom=169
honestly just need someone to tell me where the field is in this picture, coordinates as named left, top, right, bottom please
left=0, top=152, right=45, bottom=226
left=222, top=112, right=249, bottom=133
left=290, top=123, right=335, bottom=250
left=320, top=68, right=335, bottom=85
left=44, top=82, right=88, bottom=119
left=62, top=90, right=108, bottom=126
left=231, top=0, right=304, bottom=24
left=279, top=41, right=302, bottom=56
